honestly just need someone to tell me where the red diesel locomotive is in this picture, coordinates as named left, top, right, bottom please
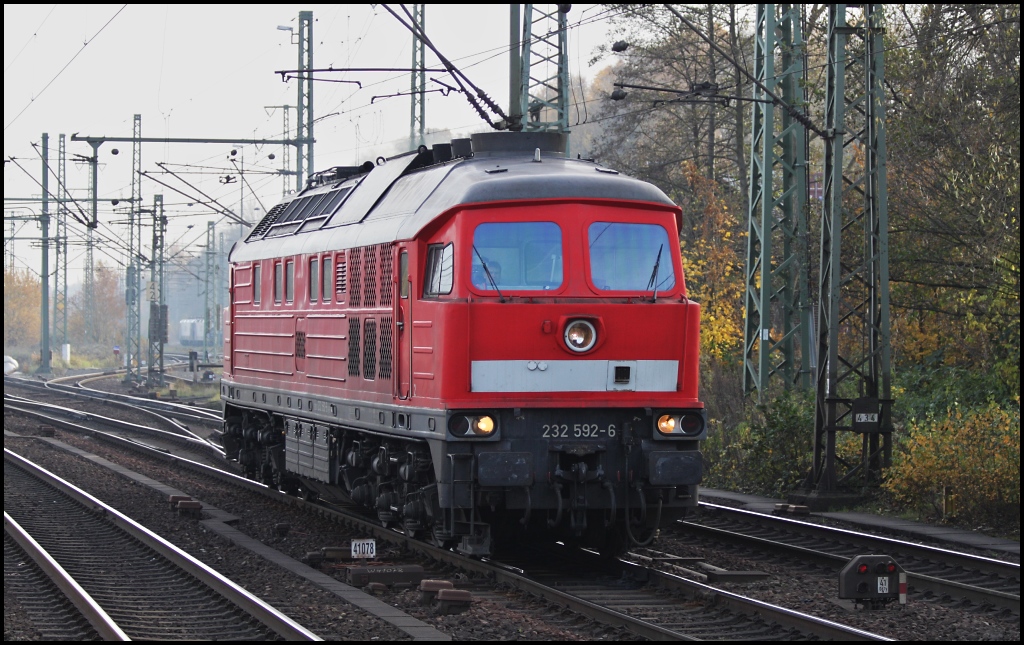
left=221, top=132, right=705, bottom=555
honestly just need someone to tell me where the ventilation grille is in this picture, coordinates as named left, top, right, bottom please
left=378, top=316, right=393, bottom=380
left=347, top=317, right=361, bottom=377
left=335, top=257, right=347, bottom=295
left=379, top=247, right=394, bottom=308
left=362, top=319, right=378, bottom=380
left=247, top=203, right=288, bottom=240
left=350, top=248, right=363, bottom=307
left=363, top=245, right=379, bottom=308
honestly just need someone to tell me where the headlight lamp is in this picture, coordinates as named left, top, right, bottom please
left=449, top=414, right=496, bottom=437
left=657, top=414, right=677, bottom=433
left=474, top=415, right=495, bottom=434
left=656, top=412, right=705, bottom=437
left=564, top=319, right=597, bottom=352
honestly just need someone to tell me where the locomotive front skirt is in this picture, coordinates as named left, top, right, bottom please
left=221, top=132, right=706, bottom=556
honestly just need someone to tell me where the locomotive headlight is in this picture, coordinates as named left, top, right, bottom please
left=658, top=415, right=677, bottom=433
left=655, top=412, right=705, bottom=437
left=449, top=414, right=497, bottom=437
left=475, top=415, right=495, bottom=435
left=564, top=319, right=597, bottom=352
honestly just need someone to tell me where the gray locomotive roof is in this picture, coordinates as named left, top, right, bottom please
left=229, top=149, right=677, bottom=263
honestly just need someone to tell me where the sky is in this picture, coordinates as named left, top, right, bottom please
left=4, top=3, right=625, bottom=279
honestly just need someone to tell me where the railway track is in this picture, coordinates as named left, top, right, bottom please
left=6, top=399, right=1015, bottom=640
left=4, top=449, right=319, bottom=641
left=3, top=383, right=225, bottom=465
left=9, top=403, right=895, bottom=640
left=6, top=373, right=223, bottom=428
left=4, top=533, right=104, bottom=640
left=483, top=543, right=890, bottom=640
left=674, top=503, right=1020, bottom=614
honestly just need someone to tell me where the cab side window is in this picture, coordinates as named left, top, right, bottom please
left=423, top=243, right=454, bottom=296
left=274, top=263, right=283, bottom=304
left=253, top=264, right=261, bottom=305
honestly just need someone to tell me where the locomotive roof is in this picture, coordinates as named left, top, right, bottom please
left=230, top=139, right=677, bottom=263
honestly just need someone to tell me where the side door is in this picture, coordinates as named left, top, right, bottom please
left=395, top=247, right=411, bottom=399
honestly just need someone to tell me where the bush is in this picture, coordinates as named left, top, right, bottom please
left=894, top=361, right=1017, bottom=425
left=703, top=389, right=814, bottom=498
left=883, top=400, right=1020, bottom=530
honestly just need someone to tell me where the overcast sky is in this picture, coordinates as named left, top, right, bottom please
left=4, top=4, right=623, bottom=278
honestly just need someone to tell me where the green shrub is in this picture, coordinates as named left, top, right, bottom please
left=703, top=389, right=814, bottom=498
left=883, top=400, right=1020, bottom=530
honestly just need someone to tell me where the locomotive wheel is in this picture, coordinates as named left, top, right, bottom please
left=260, top=463, right=275, bottom=488
left=598, top=527, right=629, bottom=559
left=429, top=527, right=456, bottom=550
left=402, top=520, right=423, bottom=539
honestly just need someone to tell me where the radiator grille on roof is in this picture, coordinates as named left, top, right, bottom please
left=247, top=203, right=288, bottom=240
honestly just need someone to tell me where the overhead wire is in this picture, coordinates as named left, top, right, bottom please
left=4, top=4, right=128, bottom=132
left=4, top=4, right=58, bottom=73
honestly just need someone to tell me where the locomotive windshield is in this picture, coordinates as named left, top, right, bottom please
left=471, top=222, right=563, bottom=291
left=588, top=222, right=676, bottom=292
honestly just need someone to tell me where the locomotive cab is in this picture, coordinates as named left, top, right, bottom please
left=221, top=132, right=705, bottom=556
left=412, top=180, right=704, bottom=553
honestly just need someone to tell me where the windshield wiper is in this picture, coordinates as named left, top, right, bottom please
left=472, top=245, right=505, bottom=302
left=646, top=244, right=664, bottom=302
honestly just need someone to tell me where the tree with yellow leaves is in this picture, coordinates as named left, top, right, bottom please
left=4, top=268, right=41, bottom=351
left=677, top=161, right=746, bottom=360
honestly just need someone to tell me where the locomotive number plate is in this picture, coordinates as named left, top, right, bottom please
left=542, top=423, right=617, bottom=439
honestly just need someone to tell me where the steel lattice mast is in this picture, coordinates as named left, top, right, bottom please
left=147, top=194, right=166, bottom=387
left=811, top=4, right=892, bottom=493
left=743, top=4, right=813, bottom=399
left=203, top=221, right=217, bottom=363
left=409, top=4, right=426, bottom=148
left=296, top=11, right=314, bottom=190
left=125, top=114, right=143, bottom=382
left=39, top=134, right=51, bottom=373
left=519, top=4, right=570, bottom=146
left=54, top=134, right=69, bottom=354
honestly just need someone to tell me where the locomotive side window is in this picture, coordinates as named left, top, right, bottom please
left=424, top=243, right=454, bottom=296
left=588, top=223, right=676, bottom=292
left=471, top=222, right=562, bottom=291
left=253, top=264, right=261, bottom=305
left=399, top=251, right=409, bottom=298
left=274, top=263, right=283, bottom=304
left=309, top=258, right=319, bottom=303
left=285, top=260, right=295, bottom=303
left=322, top=256, right=332, bottom=302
